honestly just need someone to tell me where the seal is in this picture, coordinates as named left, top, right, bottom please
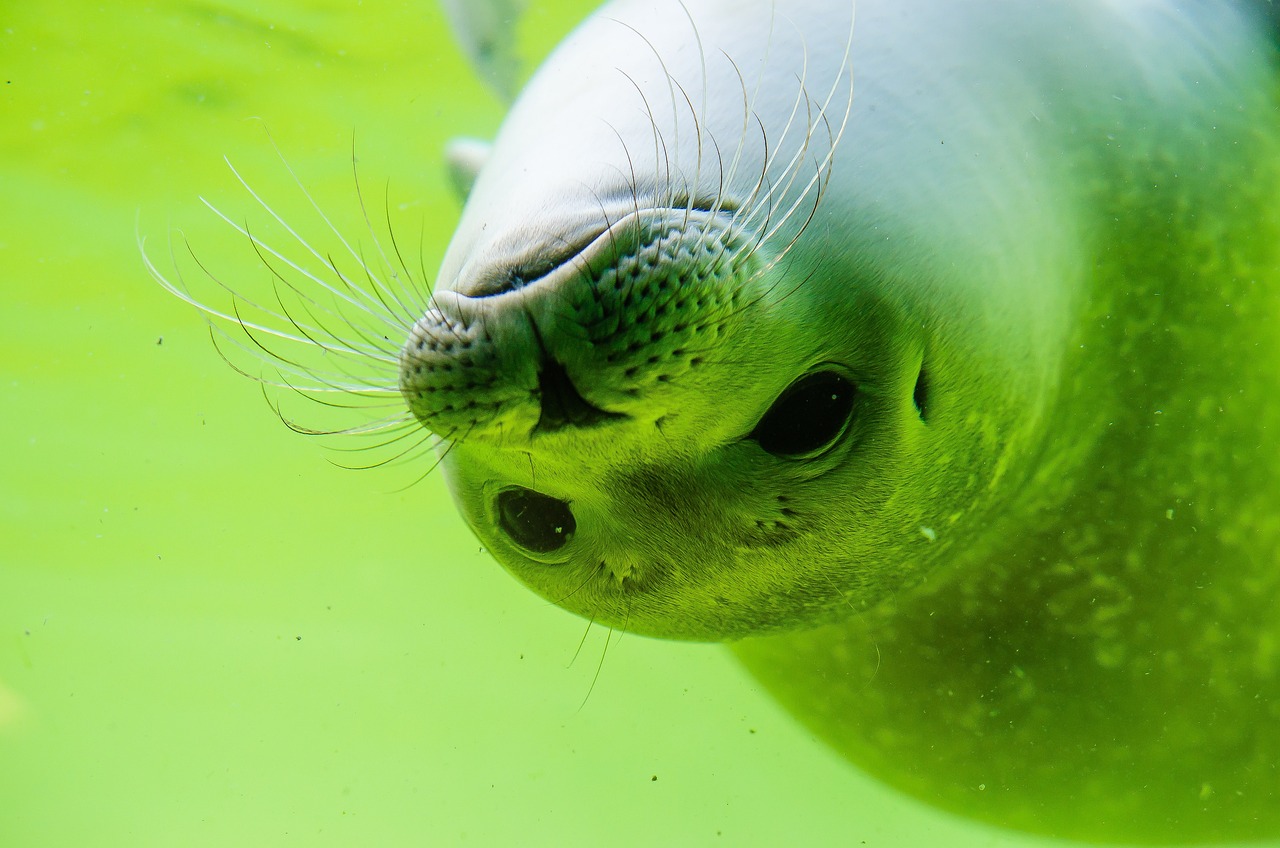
left=401, top=0, right=1280, bottom=841
left=152, top=0, right=1280, bottom=842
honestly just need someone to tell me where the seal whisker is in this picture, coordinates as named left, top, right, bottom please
left=550, top=565, right=600, bottom=607
left=615, top=21, right=687, bottom=206
left=153, top=251, right=404, bottom=433
left=522, top=449, right=537, bottom=491
left=209, top=331, right=397, bottom=398
left=664, top=77, right=708, bottom=260
left=388, top=430, right=460, bottom=493
left=734, top=85, right=824, bottom=254
left=721, top=112, right=842, bottom=313
left=146, top=144, right=447, bottom=485
left=717, top=53, right=761, bottom=210
left=191, top=201, right=407, bottom=356
left=318, top=240, right=429, bottom=362
left=705, top=127, right=730, bottom=220
left=568, top=604, right=599, bottom=668
left=259, top=133, right=432, bottom=329
left=691, top=131, right=748, bottom=286
left=147, top=235, right=385, bottom=364
left=205, top=321, right=411, bottom=453
left=343, top=215, right=422, bottom=337
left=751, top=60, right=851, bottom=260
left=675, top=0, right=713, bottom=243
left=265, top=362, right=403, bottom=410
left=261, top=243, right=409, bottom=370
left=346, top=144, right=436, bottom=327
left=730, top=3, right=854, bottom=276
left=219, top=161, right=414, bottom=337
left=615, top=12, right=729, bottom=279
left=292, top=415, right=423, bottom=442
left=224, top=270, right=401, bottom=392
left=612, top=70, right=676, bottom=243
left=317, top=424, right=446, bottom=471
left=655, top=20, right=717, bottom=241
left=700, top=58, right=778, bottom=277
left=743, top=90, right=821, bottom=243
left=378, top=184, right=434, bottom=323
left=724, top=108, right=775, bottom=252
left=269, top=389, right=415, bottom=439
left=601, top=113, right=653, bottom=221
left=716, top=12, right=816, bottom=239
left=576, top=621, right=619, bottom=713
left=714, top=0, right=780, bottom=196
left=745, top=160, right=828, bottom=299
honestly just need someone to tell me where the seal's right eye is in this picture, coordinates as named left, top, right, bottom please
left=750, top=370, right=857, bottom=458
left=497, top=487, right=576, bottom=553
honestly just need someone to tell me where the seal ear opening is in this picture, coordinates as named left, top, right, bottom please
left=913, top=365, right=930, bottom=421
left=444, top=137, right=493, bottom=201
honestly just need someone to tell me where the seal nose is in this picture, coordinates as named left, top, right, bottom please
left=527, top=316, right=625, bottom=434
left=534, top=357, right=622, bottom=433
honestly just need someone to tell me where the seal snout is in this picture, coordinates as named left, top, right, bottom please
left=399, top=206, right=755, bottom=443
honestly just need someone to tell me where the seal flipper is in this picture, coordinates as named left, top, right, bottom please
left=1249, top=0, right=1280, bottom=41
left=444, top=137, right=493, bottom=202
left=438, top=0, right=527, bottom=101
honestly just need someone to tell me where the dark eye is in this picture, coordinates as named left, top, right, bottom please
left=750, top=371, right=857, bottom=457
left=497, top=487, right=576, bottom=553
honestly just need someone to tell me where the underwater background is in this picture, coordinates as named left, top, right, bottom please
left=1, top=1, right=1142, bottom=845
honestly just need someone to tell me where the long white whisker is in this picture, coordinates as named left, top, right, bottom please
left=145, top=236, right=383, bottom=361
left=199, top=194, right=407, bottom=339
left=244, top=141, right=424, bottom=331
left=750, top=3, right=856, bottom=275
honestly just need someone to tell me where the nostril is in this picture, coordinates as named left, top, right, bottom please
left=497, top=487, right=576, bottom=553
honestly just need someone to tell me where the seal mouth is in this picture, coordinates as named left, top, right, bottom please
left=464, top=196, right=740, bottom=301
left=465, top=224, right=607, bottom=299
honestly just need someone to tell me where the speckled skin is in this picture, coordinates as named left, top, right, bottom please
left=404, top=0, right=1280, bottom=841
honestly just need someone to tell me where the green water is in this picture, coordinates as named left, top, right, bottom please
left=1, top=2, right=1098, bottom=845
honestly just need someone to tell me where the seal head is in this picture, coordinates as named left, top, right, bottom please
left=400, top=0, right=1078, bottom=639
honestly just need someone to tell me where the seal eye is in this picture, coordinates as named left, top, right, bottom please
left=496, top=487, right=576, bottom=553
left=750, top=371, right=857, bottom=458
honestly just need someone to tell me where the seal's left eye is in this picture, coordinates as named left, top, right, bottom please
left=750, top=371, right=856, bottom=458
left=497, top=487, right=576, bottom=553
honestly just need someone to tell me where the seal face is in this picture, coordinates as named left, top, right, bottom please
left=396, top=0, right=951, bottom=641
left=402, top=0, right=1090, bottom=645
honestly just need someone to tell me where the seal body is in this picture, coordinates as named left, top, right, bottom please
left=400, top=0, right=1280, bottom=841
